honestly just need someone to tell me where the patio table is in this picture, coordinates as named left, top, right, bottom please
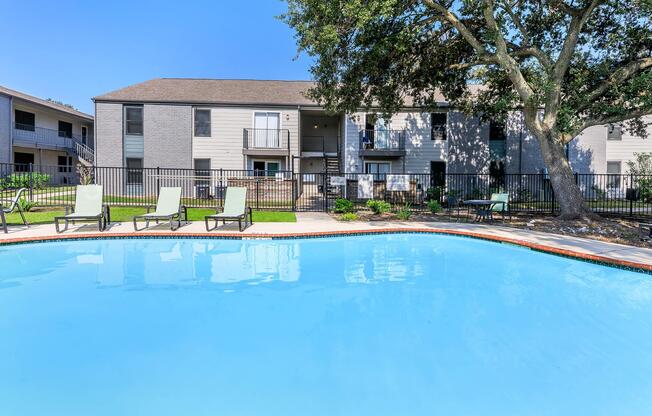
left=463, top=199, right=506, bottom=222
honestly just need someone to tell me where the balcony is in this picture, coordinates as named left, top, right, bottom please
left=243, top=128, right=291, bottom=156
left=359, top=129, right=406, bottom=157
left=13, top=123, right=95, bottom=165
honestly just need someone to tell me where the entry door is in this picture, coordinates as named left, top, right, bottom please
left=430, top=161, right=446, bottom=187
left=254, top=112, right=280, bottom=148
left=375, top=117, right=390, bottom=149
left=81, top=126, right=88, bottom=145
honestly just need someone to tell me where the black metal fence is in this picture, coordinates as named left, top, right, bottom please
left=1, top=163, right=651, bottom=218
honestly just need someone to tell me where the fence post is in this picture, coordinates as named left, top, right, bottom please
left=28, top=163, right=33, bottom=200
left=156, top=166, right=160, bottom=197
left=630, top=173, right=634, bottom=217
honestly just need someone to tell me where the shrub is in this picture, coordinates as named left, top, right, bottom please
left=396, top=203, right=412, bottom=220
left=334, top=198, right=355, bottom=213
left=17, top=197, right=37, bottom=212
left=1, top=173, right=50, bottom=190
left=627, top=153, right=652, bottom=203
left=427, top=199, right=442, bottom=213
left=340, top=212, right=358, bottom=221
left=366, top=199, right=391, bottom=214
left=425, top=186, right=443, bottom=202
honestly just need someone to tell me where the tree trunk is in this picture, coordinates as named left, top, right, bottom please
left=535, top=129, right=595, bottom=220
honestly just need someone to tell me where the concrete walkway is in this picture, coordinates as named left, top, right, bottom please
left=2, top=212, right=651, bottom=270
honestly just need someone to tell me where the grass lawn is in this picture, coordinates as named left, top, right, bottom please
left=2, top=207, right=296, bottom=225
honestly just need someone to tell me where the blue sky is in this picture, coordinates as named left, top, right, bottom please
left=0, top=0, right=312, bottom=114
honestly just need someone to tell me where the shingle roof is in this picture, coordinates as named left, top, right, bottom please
left=94, top=78, right=477, bottom=107
left=93, top=78, right=320, bottom=106
left=0, top=85, right=93, bottom=120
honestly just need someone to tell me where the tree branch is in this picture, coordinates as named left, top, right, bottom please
left=481, top=0, right=543, bottom=133
left=571, top=107, right=652, bottom=140
left=544, top=0, right=603, bottom=128
left=421, top=0, right=489, bottom=56
left=579, top=57, right=652, bottom=109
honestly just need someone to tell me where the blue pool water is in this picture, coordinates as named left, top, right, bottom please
left=1, top=234, right=652, bottom=415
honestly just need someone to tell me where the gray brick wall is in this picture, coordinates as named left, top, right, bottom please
left=95, top=102, right=124, bottom=167
left=143, top=104, right=192, bottom=169
left=0, top=95, right=11, bottom=163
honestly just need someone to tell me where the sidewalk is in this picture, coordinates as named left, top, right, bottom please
left=2, top=212, right=651, bottom=271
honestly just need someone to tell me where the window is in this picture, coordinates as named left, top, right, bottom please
left=607, top=124, right=622, bottom=141
left=194, top=109, right=211, bottom=137
left=15, top=110, right=35, bottom=131
left=253, top=112, right=281, bottom=147
left=126, top=158, right=143, bottom=185
left=14, top=152, right=34, bottom=170
left=58, top=121, right=73, bottom=138
left=489, top=120, right=506, bottom=141
left=365, top=162, right=391, bottom=180
left=252, top=160, right=281, bottom=176
left=607, top=161, right=621, bottom=189
left=431, top=113, right=447, bottom=140
left=194, top=158, right=211, bottom=191
left=58, top=156, right=73, bottom=173
left=125, top=106, right=144, bottom=135
left=81, top=126, right=88, bottom=145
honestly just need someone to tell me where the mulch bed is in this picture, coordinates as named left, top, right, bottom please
left=334, top=210, right=650, bottom=248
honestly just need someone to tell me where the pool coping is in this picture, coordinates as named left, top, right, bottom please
left=1, top=227, right=651, bottom=274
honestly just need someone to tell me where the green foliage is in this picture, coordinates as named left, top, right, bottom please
left=627, top=153, right=652, bottom=203
left=340, top=212, right=358, bottom=221
left=334, top=198, right=356, bottom=213
left=366, top=199, right=391, bottom=214
left=16, top=197, right=37, bottom=212
left=395, top=202, right=412, bottom=220
left=427, top=199, right=442, bottom=214
left=0, top=173, right=50, bottom=190
left=282, top=1, right=651, bottom=137
left=425, top=186, right=443, bottom=202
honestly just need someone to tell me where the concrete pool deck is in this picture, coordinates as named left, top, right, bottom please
left=1, top=212, right=652, bottom=272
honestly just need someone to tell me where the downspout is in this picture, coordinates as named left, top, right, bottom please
left=8, top=95, right=13, bottom=163
left=518, top=112, right=523, bottom=175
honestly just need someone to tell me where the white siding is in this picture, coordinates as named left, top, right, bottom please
left=606, top=116, right=652, bottom=172
left=192, top=107, right=299, bottom=170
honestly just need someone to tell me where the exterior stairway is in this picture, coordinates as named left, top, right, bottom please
left=325, top=156, right=340, bottom=175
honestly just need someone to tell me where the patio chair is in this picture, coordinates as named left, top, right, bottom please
left=445, top=195, right=461, bottom=222
left=490, top=193, right=511, bottom=221
left=0, top=188, right=29, bottom=233
left=54, top=185, right=107, bottom=233
left=133, top=187, right=187, bottom=231
left=205, top=187, right=253, bottom=232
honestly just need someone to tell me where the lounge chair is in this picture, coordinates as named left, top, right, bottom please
left=490, top=193, right=511, bottom=221
left=133, top=187, right=187, bottom=231
left=54, top=185, right=107, bottom=233
left=0, top=188, right=29, bottom=233
left=205, top=187, right=252, bottom=232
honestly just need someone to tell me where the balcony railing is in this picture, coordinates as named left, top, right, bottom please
left=359, top=129, right=406, bottom=153
left=13, top=123, right=95, bottom=164
left=13, top=123, right=87, bottom=149
left=243, top=128, right=290, bottom=150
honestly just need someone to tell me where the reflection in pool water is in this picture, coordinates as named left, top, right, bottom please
left=1, top=234, right=652, bottom=416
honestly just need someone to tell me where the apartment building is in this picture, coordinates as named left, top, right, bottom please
left=0, top=85, right=95, bottom=173
left=93, top=78, right=652, bottom=180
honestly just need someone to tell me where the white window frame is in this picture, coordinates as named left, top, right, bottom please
left=607, top=123, right=622, bottom=141
left=124, top=106, right=144, bottom=136
left=430, top=112, right=447, bottom=140
left=606, top=160, right=622, bottom=189
left=364, top=161, right=391, bottom=180
left=251, top=159, right=282, bottom=177
left=193, top=108, right=212, bottom=138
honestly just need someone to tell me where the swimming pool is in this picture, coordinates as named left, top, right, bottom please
left=1, top=233, right=651, bottom=415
